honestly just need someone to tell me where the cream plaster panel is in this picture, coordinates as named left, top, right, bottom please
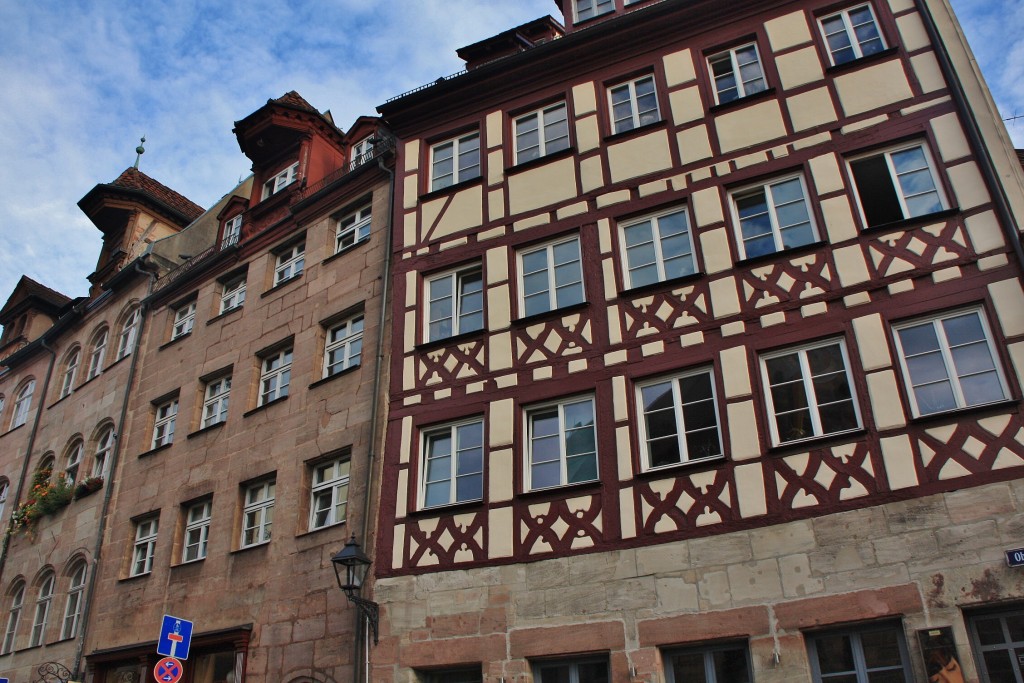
left=841, top=114, right=888, bottom=136
left=699, top=227, right=733, bottom=275
left=669, top=86, right=703, bottom=126
left=722, top=321, right=746, bottom=336
left=508, top=157, right=578, bottom=216
left=616, top=426, right=633, bottom=482
left=764, top=10, right=813, bottom=51
left=735, top=463, right=768, bottom=518
left=692, top=187, right=724, bottom=227
left=598, top=190, right=631, bottom=208
left=576, top=114, right=601, bottom=154
left=880, top=434, right=918, bottom=489
left=820, top=195, right=859, bottom=244
left=608, top=129, right=673, bottom=184
left=514, top=214, right=549, bottom=232
left=930, top=113, right=970, bottom=162
left=989, top=279, right=1024, bottom=337
left=488, top=507, right=514, bottom=559
left=581, top=156, right=605, bottom=194
left=802, top=302, right=827, bottom=317
left=720, top=346, right=752, bottom=398
left=612, top=376, right=628, bottom=422
left=776, top=47, right=824, bottom=90
left=403, top=212, right=417, bottom=248
left=421, top=185, right=483, bottom=240
left=404, top=140, right=420, bottom=173
left=932, top=266, right=961, bottom=283
left=603, top=258, right=618, bottom=302
left=640, top=179, right=669, bottom=197
left=964, top=211, right=1006, bottom=254
left=642, top=340, right=665, bottom=356
left=400, top=416, right=414, bottom=465
left=403, top=356, right=416, bottom=391
left=489, top=448, right=514, bottom=503
left=573, top=81, right=598, bottom=116
left=852, top=314, right=892, bottom=372
left=396, top=470, right=409, bottom=519
left=845, top=292, right=871, bottom=307
left=896, top=12, right=930, bottom=52
left=404, top=310, right=417, bottom=354
left=598, top=217, right=612, bottom=254
left=677, top=125, right=714, bottom=165
left=487, top=284, right=511, bottom=331
left=392, top=524, right=405, bottom=569
left=608, top=305, right=622, bottom=345
left=834, top=60, right=913, bottom=116
left=403, top=174, right=419, bottom=210
left=728, top=401, right=762, bottom=460
left=405, top=270, right=418, bottom=308
left=808, top=154, right=844, bottom=196
left=486, top=245, right=509, bottom=285
left=663, top=48, right=696, bottom=87
left=888, top=279, right=914, bottom=296
left=489, top=332, right=513, bottom=372
left=715, top=100, right=788, bottom=154
left=947, top=161, right=991, bottom=210
left=887, top=0, right=913, bottom=11
left=620, top=489, right=637, bottom=539
left=488, top=189, right=505, bottom=221
left=787, top=87, right=838, bottom=132
left=557, top=201, right=589, bottom=220
left=832, top=245, right=872, bottom=288
left=761, top=311, right=786, bottom=327
left=709, top=277, right=741, bottom=318
left=979, top=254, right=1010, bottom=271
left=490, top=398, right=515, bottom=448
left=910, top=52, right=945, bottom=93
left=488, top=150, right=504, bottom=186
left=605, top=349, right=628, bottom=365
left=486, top=110, right=503, bottom=148
left=1008, top=342, right=1024, bottom=390
left=867, top=371, right=907, bottom=431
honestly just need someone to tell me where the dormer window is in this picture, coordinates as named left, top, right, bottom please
left=222, top=214, right=242, bottom=249
left=350, top=137, right=374, bottom=170
left=263, top=162, right=299, bottom=200
left=575, top=0, right=613, bottom=22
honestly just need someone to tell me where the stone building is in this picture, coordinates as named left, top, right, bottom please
left=373, top=1, right=1024, bottom=682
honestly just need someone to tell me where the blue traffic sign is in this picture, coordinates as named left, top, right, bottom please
left=0, top=677, right=9, bottom=683
left=157, top=614, right=194, bottom=660
left=1007, top=548, right=1024, bottom=567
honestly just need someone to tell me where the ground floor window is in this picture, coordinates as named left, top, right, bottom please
left=969, top=607, right=1024, bottom=683
left=533, top=657, right=608, bottom=683
left=422, top=668, right=482, bottom=683
left=664, top=642, right=751, bottom=683
left=806, top=621, right=911, bottom=683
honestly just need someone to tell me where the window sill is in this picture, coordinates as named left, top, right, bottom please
left=296, top=519, right=346, bottom=538
left=506, top=147, right=577, bottom=176
left=207, top=306, right=243, bottom=325
left=520, top=478, right=601, bottom=501
left=106, top=354, right=130, bottom=372
left=48, top=393, right=72, bottom=410
left=231, top=541, right=271, bottom=555
left=1, top=424, right=26, bottom=438
left=187, top=421, right=226, bottom=439
left=860, top=207, right=960, bottom=235
left=159, top=332, right=192, bottom=351
left=261, top=273, right=304, bottom=298
left=77, top=373, right=102, bottom=391
left=909, top=398, right=1019, bottom=426
left=119, top=571, right=152, bottom=583
left=512, top=301, right=590, bottom=327
left=737, top=239, right=826, bottom=267
left=420, top=176, right=483, bottom=203
left=139, top=442, right=173, bottom=459
left=709, top=87, right=778, bottom=115
left=309, top=364, right=361, bottom=390
left=635, top=455, right=727, bottom=480
left=416, top=328, right=487, bottom=353
left=406, top=498, right=485, bottom=520
left=170, top=558, right=206, bottom=569
left=620, top=271, right=705, bottom=298
left=243, top=395, right=288, bottom=418
left=767, top=428, right=866, bottom=457
left=825, top=47, right=900, bottom=74
left=322, top=237, right=370, bottom=266
left=603, top=119, right=667, bottom=144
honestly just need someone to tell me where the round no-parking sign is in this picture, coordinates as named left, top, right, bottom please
left=154, top=657, right=183, bottom=683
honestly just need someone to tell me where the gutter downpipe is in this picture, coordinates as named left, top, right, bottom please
left=72, top=259, right=158, bottom=679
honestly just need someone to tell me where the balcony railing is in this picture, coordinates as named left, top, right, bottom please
left=298, top=134, right=395, bottom=201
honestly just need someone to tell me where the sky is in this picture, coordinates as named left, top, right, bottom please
left=0, top=0, right=1020, bottom=306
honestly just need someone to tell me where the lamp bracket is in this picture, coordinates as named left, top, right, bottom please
left=345, top=592, right=380, bottom=645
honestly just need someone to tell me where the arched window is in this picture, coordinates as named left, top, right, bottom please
left=38, top=453, right=56, bottom=482
left=59, top=347, right=81, bottom=399
left=93, top=426, right=114, bottom=478
left=30, top=572, right=54, bottom=647
left=60, top=561, right=87, bottom=640
left=1, top=581, right=24, bottom=654
left=64, top=439, right=84, bottom=486
left=87, top=326, right=109, bottom=380
left=116, top=307, right=140, bottom=360
left=11, top=379, right=35, bottom=429
left=0, top=394, right=5, bottom=420
left=0, top=479, right=9, bottom=524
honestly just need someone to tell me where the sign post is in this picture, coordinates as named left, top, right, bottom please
left=157, top=614, right=194, bottom=660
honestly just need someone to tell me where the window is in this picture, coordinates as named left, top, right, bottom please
left=201, top=376, right=231, bottom=428
left=60, top=562, right=87, bottom=640
left=86, top=327, right=108, bottom=380
left=807, top=622, right=911, bottom=683
left=59, top=348, right=80, bottom=398
left=241, top=480, right=274, bottom=548
left=533, top=658, right=608, bottom=683
left=152, top=398, right=178, bottom=449
left=421, top=419, right=484, bottom=508
left=526, top=396, right=597, bottom=491
left=130, top=516, right=158, bottom=577
left=519, top=236, right=585, bottom=317
left=515, top=102, right=570, bottom=163
left=336, top=203, right=372, bottom=253
left=324, top=315, right=363, bottom=378
left=220, top=275, right=246, bottom=314
left=427, top=267, right=484, bottom=341
left=731, top=175, right=818, bottom=259
left=664, top=642, right=752, bottom=683
left=638, top=368, right=723, bottom=469
left=259, top=348, right=292, bottom=405
left=0, top=480, right=7, bottom=524
left=38, top=454, right=55, bottom=478
left=849, top=143, right=946, bottom=228
left=11, top=379, right=34, bottom=429
left=222, top=214, right=242, bottom=249
left=93, top=427, right=114, bottom=478
left=117, top=307, right=140, bottom=360
left=708, top=43, right=767, bottom=104
left=64, top=440, right=83, bottom=486
left=893, top=308, right=1008, bottom=416
left=350, top=137, right=374, bottom=170
left=968, top=607, right=1024, bottom=683
left=431, top=133, right=481, bottom=191
left=422, top=669, right=482, bottom=683
left=761, top=339, right=860, bottom=445
left=29, top=572, right=54, bottom=647
left=819, top=4, right=886, bottom=66
left=621, top=206, right=696, bottom=288
left=309, top=457, right=350, bottom=530
left=274, top=242, right=305, bottom=285
left=1, top=582, right=23, bottom=654
left=609, top=75, right=660, bottom=134
left=575, top=0, right=613, bottom=21
left=263, top=162, right=298, bottom=199
left=171, top=301, right=196, bottom=340
left=181, top=500, right=211, bottom=563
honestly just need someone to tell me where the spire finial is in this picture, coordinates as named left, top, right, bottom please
left=134, top=135, right=146, bottom=169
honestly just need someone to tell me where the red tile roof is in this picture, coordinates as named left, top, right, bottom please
left=0, top=275, right=72, bottom=321
left=111, top=167, right=204, bottom=222
left=272, top=91, right=318, bottom=112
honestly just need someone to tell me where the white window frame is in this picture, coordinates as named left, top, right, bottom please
left=324, top=315, right=363, bottom=378
left=274, top=242, right=305, bottom=285
left=525, top=396, right=598, bottom=491
left=221, top=214, right=242, bottom=249
left=60, top=562, right=87, bottom=641
left=130, top=516, right=158, bottom=577
left=309, top=457, right=350, bottom=530
left=259, top=348, right=292, bottom=405
left=92, top=427, right=114, bottom=478
left=219, top=275, right=246, bottom=314
left=11, top=380, right=34, bottom=429
left=637, top=367, right=723, bottom=471
left=336, top=203, right=372, bottom=253
left=171, top=301, right=196, bottom=340
left=708, top=42, right=768, bottom=104
left=608, top=75, right=660, bottom=134
left=151, top=398, right=178, bottom=449
left=181, top=500, right=211, bottom=563
left=86, top=328, right=108, bottom=380
left=29, top=573, right=54, bottom=647
left=0, top=480, right=7, bottom=525
left=430, top=133, right=481, bottom=191
left=848, top=142, right=947, bottom=228
left=620, top=206, right=697, bottom=288
left=201, top=376, right=231, bottom=428
left=59, top=348, right=80, bottom=399
left=893, top=308, right=1009, bottom=417
left=574, top=0, right=613, bottom=22
left=426, top=266, right=484, bottom=342
left=818, top=3, right=887, bottom=66
left=241, top=480, right=275, bottom=548
left=514, top=102, right=570, bottom=164
left=420, top=419, right=485, bottom=509
left=2, top=583, right=23, bottom=654
left=64, top=440, right=83, bottom=486
left=760, top=338, right=862, bottom=446
left=350, top=137, right=374, bottom=170
left=117, top=308, right=140, bottom=360
left=730, top=174, right=819, bottom=259
left=518, top=235, right=585, bottom=318
left=263, top=162, right=298, bottom=199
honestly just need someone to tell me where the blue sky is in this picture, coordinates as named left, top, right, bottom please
left=0, top=0, right=1019, bottom=305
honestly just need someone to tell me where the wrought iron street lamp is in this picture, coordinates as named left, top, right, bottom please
left=331, top=535, right=379, bottom=644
